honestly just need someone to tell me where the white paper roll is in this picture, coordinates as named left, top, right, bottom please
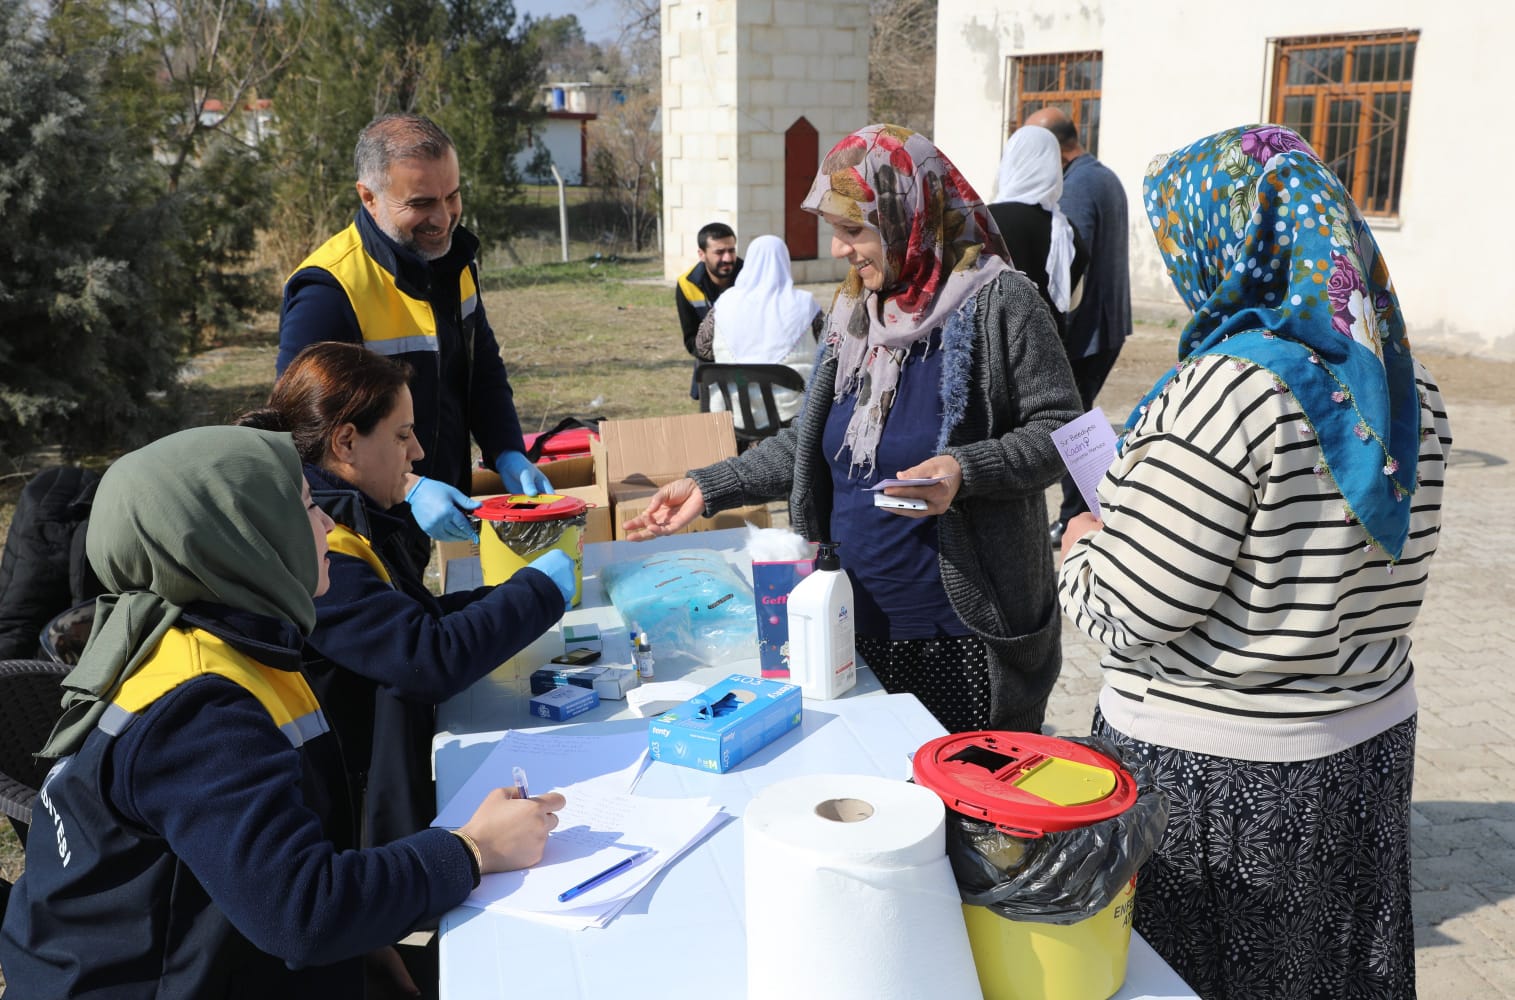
left=744, top=773, right=984, bottom=1000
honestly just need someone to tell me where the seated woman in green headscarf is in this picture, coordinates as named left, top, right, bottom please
left=0, top=426, right=566, bottom=999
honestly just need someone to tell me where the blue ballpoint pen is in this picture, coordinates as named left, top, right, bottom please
left=512, top=766, right=529, bottom=799
left=556, top=847, right=656, bottom=903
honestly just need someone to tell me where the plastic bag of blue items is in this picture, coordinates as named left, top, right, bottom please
left=601, top=549, right=757, bottom=666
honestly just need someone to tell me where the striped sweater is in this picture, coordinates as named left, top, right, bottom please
left=1058, top=354, right=1452, bottom=761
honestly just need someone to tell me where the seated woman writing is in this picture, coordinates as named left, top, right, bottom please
left=238, top=342, right=575, bottom=847
left=0, top=425, right=565, bottom=997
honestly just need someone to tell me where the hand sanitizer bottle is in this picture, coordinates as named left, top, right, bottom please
left=785, top=542, right=856, bottom=700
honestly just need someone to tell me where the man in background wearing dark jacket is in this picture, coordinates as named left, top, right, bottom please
left=1024, top=107, right=1131, bottom=541
left=278, top=114, right=550, bottom=573
left=675, top=221, right=742, bottom=398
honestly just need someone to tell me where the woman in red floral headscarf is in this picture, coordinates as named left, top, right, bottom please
left=627, top=125, right=1082, bottom=734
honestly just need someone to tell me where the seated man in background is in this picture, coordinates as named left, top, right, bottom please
left=675, top=221, right=742, bottom=397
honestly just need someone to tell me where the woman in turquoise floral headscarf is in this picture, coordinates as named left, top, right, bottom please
left=1058, top=125, right=1451, bottom=999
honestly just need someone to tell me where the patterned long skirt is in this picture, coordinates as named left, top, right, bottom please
left=1093, top=710, right=1417, bottom=1000
left=856, top=634, right=993, bottom=733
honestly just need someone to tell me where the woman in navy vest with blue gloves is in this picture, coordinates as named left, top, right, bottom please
left=239, top=342, right=574, bottom=850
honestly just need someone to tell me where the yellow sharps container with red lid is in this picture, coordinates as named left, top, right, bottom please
left=474, top=494, right=590, bottom=606
left=913, top=730, right=1161, bottom=1000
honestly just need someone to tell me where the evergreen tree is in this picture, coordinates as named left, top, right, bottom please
left=0, top=2, right=189, bottom=456
left=264, top=0, right=392, bottom=270
left=266, top=0, right=540, bottom=271
left=435, top=0, right=541, bottom=245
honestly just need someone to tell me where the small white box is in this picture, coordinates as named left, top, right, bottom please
left=592, top=667, right=639, bottom=701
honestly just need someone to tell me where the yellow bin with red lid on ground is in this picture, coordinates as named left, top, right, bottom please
left=912, top=731, right=1143, bottom=1000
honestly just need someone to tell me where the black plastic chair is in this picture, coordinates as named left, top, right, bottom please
left=695, top=363, right=807, bottom=451
left=0, top=659, right=70, bottom=846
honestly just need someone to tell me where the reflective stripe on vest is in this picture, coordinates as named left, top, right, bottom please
left=677, top=268, right=709, bottom=308
left=326, top=523, right=393, bottom=585
left=98, top=628, right=328, bottom=749
left=295, top=223, right=479, bottom=356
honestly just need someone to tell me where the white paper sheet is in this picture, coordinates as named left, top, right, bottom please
left=432, top=729, right=650, bottom=828
left=431, top=728, right=726, bottom=928
left=468, top=793, right=727, bottom=926
left=1050, top=407, right=1119, bottom=519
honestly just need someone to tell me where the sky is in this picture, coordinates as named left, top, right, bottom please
left=515, top=1, right=623, bottom=44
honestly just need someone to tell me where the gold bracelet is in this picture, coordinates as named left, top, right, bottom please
left=451, top=829, right=483, bottom=876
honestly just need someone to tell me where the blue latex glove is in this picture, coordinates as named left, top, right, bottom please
left=496, top=450, right=554, bottom=497
left=528, top=549, right=576, bottom=604
left=405, top=477, right=480, bottom=543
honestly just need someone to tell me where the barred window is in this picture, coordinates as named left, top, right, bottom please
left=1271, top=30, right=1417, bottom=216
left=1009, top=51, right=1102, bottom=156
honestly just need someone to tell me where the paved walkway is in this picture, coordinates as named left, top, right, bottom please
left=1042, top=334, right=1515, bottom=994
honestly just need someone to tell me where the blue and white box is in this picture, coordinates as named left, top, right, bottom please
left=647, top=674, right=802, bottom=773
left=529, top=684, right=600, bottom=721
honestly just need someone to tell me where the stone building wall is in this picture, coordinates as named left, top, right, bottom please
left=661, top=0, right=870, bottom=284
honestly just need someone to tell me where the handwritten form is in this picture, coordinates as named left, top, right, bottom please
left=433, top=729, right=726, bottom=928
left=1050, top=408, right=1119, bottom=519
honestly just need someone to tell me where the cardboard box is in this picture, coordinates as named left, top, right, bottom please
left=752, top=554, right=816, bottom=678
left=598, top=412, right=776, bottom=539
left=601, top=411, right=737, bottom=497
left=563, top=623, right=602, bottom=653
left=529, top=664, right=603, bottom=695
left=590, top=666, right=638, bottom=700
left=528, top=684, right=600, bottom=721
left=647, top=674, right=802, bottom=773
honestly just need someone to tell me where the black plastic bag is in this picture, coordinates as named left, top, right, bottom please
left=946, top=735, right=1169, bottom=925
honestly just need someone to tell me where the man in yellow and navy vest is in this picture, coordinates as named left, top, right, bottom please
left=675, top=221, right=742, bottom=398
left=278, top=113, right=551, bottom=572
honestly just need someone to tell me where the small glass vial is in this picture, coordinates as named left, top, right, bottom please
left=630, top=625, right=655, bottom=680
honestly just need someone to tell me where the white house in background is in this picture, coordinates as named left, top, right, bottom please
left=197, top=97, right=275, bottom=146
left=934, top=0, right=1513, bottom=359
left=516, top=109, right=596, bottom=185
left=515, top=83, right=614, bottom=185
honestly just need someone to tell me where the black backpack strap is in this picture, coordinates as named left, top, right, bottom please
left=524, top=416, right=601, bottom=464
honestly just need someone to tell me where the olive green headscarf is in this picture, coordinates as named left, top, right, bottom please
left=41, top=426, right=319, bottom=758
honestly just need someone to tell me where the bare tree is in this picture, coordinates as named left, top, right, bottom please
left=588, top=84, right=660, bottom=252
left=131, top=0, right=305, bottom=190
left=869, top=0, right=935, bottom=135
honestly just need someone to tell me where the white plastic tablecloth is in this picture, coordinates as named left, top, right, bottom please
left=433, top=531, right=1198, bottom=999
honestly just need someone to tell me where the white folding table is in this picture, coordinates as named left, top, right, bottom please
left=433, top=529, right=1198, bottom=999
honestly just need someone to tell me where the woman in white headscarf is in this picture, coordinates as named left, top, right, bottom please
left=694, top=234, right=823, bottom=428
left=989, top=124, right=1088, bottom=340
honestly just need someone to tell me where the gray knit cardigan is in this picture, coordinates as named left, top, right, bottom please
left=690, top=270, right=1083, bottom=731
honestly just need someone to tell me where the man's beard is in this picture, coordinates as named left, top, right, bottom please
left=710, top=259, right=735, bottom=280
left=376, top=213, right=454, bottom=261
left=404, top=226, right=454, bottom=261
